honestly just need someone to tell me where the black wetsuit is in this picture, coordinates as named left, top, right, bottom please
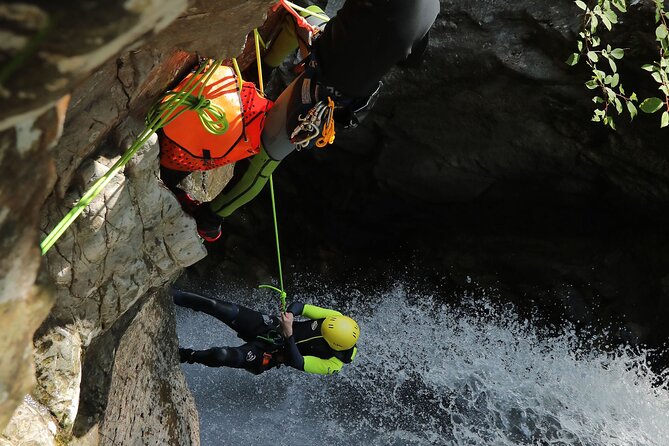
left=314, top=0, right=440, bottom=98
left=174, top=291, right=355, bottom=375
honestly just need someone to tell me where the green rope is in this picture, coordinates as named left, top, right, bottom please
left=253, top=27, right=287, bottom=312
left=258, top=176, right=287, bottom=313
left=40, top=59, right=228, bottom=255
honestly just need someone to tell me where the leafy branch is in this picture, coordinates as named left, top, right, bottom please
left=567, top=0, right=669, bottom=129
left=567, top=0, right=633, bottom=130
left=639, top=0, right=669, bottom=127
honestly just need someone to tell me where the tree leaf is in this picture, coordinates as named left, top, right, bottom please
left=610, top=48, right=624, bottom=59
left=566, top=53, right=580, bottom=66
left=604, top=9, right=618, bottom=24
left=657, top=24, right=668, bottom=40
left=590, top=15, right=599, bottom=32
left=662, top=111, right=669, bottom=128
left=575, top=0, right=587, bottom=10
left=627, top=101, right=637, bottom=120
left=639, top=97, right=664, bottom=113
left=608, top=58, right=617, bottom=72
left=641, top=64, right=656, bottom=72
left=601, top=15, right=612, bottom=31
left=652, top=72, right=663, bottom=84
left=586, top=79, right=599, bottom=90
left=587, top=51, right=599, bottom=62
left=615, top=97, right=623, bottom=114
left=611, top=73, right=620, bottom=88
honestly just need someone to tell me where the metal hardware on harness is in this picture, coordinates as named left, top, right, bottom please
left=290, top=98, right=335, bottom=150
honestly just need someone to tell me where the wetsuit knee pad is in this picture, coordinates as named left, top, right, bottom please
left=210, top=347, right=244, bottom=368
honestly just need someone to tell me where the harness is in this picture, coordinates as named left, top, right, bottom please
left=289, top=54, right=382, bottom=149
left=251, top=317, right=355, bottom=373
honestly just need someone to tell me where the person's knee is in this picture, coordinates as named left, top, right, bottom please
left=213, top=301, right=239, bottom=322
left=210, top=347, right=243, bottom=367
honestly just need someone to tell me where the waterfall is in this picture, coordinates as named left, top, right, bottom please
left=176, top=282, right=669, bottom=446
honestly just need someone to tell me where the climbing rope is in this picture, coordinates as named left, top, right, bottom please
left=257, top=175, right=287, bottom=313
left=252, top=27, right=287, bottom=314
left=40, top=59, right=228, bottom=255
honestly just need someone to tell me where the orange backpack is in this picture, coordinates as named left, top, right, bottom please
left=159, top=64, right=273, bottom=172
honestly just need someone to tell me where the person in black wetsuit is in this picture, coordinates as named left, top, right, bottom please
left=162, top=0, right=440, bottom=241
left=174, top=289, right=360, bottom=375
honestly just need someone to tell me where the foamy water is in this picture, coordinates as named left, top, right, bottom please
left=175, top=282, right=669, bottom=446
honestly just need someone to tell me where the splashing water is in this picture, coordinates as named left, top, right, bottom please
left=175, top=282, right=669, bottom=446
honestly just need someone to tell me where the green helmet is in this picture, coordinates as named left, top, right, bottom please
left=321, top=315, right=360, bottom=351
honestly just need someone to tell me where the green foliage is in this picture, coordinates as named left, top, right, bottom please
left=568, top=0, right=669, bottom=129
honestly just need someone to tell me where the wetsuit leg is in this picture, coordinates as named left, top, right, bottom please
left=314, top=0, right=440, bottom=98
left=203, top=3, right=331, bottom=220
left=171, top=289, right=239, bottom=325
left=205, top=66, right=320, bottom=219
left=171, top=289, right=280, bottom=340
left=183, top=343, right=268, bottom=373
left=207, top=144, right=281, bottom=218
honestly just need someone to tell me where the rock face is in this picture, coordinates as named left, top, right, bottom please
left=0, top=395, right=58, bottom=446
left=0, top=0, right=274, bottom=443
left=76, top=291, right=199, bottom=446
left=42, top=122, right=207, bottom=330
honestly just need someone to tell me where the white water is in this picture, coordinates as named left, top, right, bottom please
left=175, top=282, right=669, bottom=446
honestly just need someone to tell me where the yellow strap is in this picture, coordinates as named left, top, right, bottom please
left=315, top=97, right=336, bottom=148
left=231, top=58, right=243, bottom=90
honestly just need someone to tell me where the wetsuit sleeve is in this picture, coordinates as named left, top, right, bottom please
left=286, top=301, right=305, bottom=315
left=283, top=335, right=305, bottom=370
left=283, top=335, right=345, bottom=374
left=303, top=356, right=345, bottom=375
left=301, top=304, right=342, bottom=320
